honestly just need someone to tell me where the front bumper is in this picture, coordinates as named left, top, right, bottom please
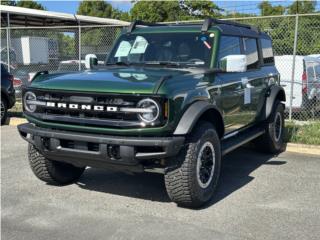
left=17, top=123, right=185, bottom=172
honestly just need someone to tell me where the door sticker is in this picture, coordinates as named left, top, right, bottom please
left=244, top=87, right=251, bottom=104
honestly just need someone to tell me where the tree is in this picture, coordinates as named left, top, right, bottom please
left=130, top=0, right=223, bottom=22
left=258, top=1, right=285, bottom=16
left=16, top=0, right=46, bottom=10
left=130, top=0, right=183, bottom=22
left=77, top=0, right=113, bottom=18
left=181, top=0, right=223, bottom=19
left=0, top=0, right=16, bottom=6
left=288, top=0, right=316, bottom=14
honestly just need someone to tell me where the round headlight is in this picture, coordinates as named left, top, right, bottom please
left=24, top=91, right=37, bottom=112
left=137, top=98, right=160, bottom=123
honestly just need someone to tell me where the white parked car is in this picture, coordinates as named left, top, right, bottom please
left=275, top=55, right=320, bottom=112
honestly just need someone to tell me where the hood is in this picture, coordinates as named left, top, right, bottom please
left=31, top=67, right=192, bottom=94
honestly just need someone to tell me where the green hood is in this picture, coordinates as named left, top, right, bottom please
left=31, top=67, right=190, bottom=94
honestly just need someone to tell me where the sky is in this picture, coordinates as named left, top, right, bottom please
left=37, top=0, right=320, bottom=15
left=38, top=0, right=133, bottom=14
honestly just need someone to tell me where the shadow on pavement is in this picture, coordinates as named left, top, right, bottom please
left=76, top=147, right=286, bottom=207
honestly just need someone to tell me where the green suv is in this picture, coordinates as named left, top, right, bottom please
left=18, top=19, right=286, bottom=208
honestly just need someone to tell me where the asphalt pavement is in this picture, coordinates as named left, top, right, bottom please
left=1, top=125, right=320, bottom=240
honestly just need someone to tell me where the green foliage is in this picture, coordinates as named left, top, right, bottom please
left=285, top=121, right=320, bottom=145
left=130, top=0, right=183, bottom=22
left=130, top=0, right=222, bottom=22
left=259, top=1, right=285, bottom=16
left=288, top=0, right=316, bottom=14
left=77, top=0, right=113, bottom=18
left=16, top=0, right=46, bottom=10
left=181, top=0, right=222, bottom=19
left=58, top=34, right=76, bottom=59
left=0, top=0, right=16, bottom=6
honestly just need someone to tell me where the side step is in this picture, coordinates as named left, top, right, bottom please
left=221, top=127, right=265, bottom=156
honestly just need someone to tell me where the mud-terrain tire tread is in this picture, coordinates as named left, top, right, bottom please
left=165, top=121, right=221, bottom=208
left=255, top=101, right=285, bottom=154
left=28, top=144, right=85, bottom=185
left=1, top=97, right=8, bottom=125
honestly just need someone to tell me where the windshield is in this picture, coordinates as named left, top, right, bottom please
left=106, top=32, right=214, bottom=67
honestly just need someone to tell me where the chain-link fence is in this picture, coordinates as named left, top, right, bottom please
left=1, top=14, right=320, bottom=122
left=233, top=13, right=320, bottom=121
left=0, top=25, right=123, bottom=99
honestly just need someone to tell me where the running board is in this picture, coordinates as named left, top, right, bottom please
left=221, top=128, right=265, bottom=156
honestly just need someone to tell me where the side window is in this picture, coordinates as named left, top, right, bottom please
left=243, top=38, right=259, bottom=70
left=306, top=62, right=315, bottom=81
left=218, top=36, right=241, bottom=62
left=261, top=38, right=274, bottom=65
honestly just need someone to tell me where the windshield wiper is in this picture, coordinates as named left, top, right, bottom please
left=144, top=61, right=181, bottom=67
left=106, top=61, right=130, bottom=66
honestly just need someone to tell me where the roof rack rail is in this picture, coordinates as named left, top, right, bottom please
left=201, top=18, right=259, bottom=33
left=127, top=20, right=168, bottom=33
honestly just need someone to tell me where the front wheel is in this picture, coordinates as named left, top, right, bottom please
left=28, top=144, right=85, bottom=185
left=255, top=101, right=285, bottom=153
left=1, top=97, right=8, bottom=125
left=164, top=121, right=221, bottom=208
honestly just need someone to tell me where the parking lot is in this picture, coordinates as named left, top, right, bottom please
left=1, top=125, right=320, bottom=240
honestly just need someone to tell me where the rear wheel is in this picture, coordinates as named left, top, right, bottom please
left=164, top=121, right=221, bottom=208
left=28, top=144, right=85, bottom=185
left=255, top=101, right=285, bottom=153
left=1, top=97, right=8, bottom=125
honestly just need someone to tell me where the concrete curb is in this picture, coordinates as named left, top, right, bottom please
left=7, top=117, right=28, bottom=126
left=286, top=143, right=320, bottom=156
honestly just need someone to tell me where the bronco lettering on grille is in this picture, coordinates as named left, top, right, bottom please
left=46, top=102, right=119, bottom=112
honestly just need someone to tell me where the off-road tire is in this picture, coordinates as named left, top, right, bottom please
left=164, top=121, right=221, bottom=208
left=255, top=101, right=285, bottom=153
left=28, top=144, right=85, bottom=185
left=1, top=97, right=8, bottom=125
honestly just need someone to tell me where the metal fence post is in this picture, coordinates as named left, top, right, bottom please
left=78, top=25, right=82, bottom=71
left=6, top=12, right=11, bottom=73
left=289, top=14, right=299, bottom=121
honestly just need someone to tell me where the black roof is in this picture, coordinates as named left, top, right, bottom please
left=128, top=18, right=268, bottom=39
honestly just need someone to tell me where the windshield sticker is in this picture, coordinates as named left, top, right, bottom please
left=130, top=36, right=149, bottom=54
left=201, top=36, right=211, bottom=49
left=119, top=73, right=132, bottom=78
left=115, top=41, right=132, bottom=57
left=132, top=73, right=148, bottom=81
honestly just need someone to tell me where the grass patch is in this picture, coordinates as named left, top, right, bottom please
left=8, top=101, right=23, bottom=118
left=285, top=121, right=320, bottom=145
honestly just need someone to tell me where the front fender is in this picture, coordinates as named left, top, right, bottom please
left=173, top=101, right=222, bottom=135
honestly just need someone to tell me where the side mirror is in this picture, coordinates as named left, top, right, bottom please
left=219, top=55, right=247, bottom=73
left=85, top=54, right=98, bottom=69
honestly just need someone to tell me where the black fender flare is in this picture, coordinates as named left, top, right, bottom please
left=265, top=85, right=286, bottom=119
left=173, top=101, right=224, bottom=136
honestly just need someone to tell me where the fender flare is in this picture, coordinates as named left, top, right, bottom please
left=173, top=101, right=223, bottom=135
left=265, top=85, right=286, bottom=119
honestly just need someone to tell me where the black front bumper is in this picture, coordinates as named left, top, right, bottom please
left=17, top=123, right=185, bottom=172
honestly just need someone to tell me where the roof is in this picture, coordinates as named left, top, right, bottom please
left=0, top=5, right=130, bottom=27
left=127, top=19, right=263, bottom=38
left=130, top=24, right=263, bottom=38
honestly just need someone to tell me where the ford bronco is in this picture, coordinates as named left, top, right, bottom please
left=18, top=19, right=286, bottom=208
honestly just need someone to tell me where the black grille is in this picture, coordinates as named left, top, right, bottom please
left=25, top=89, right=165, bottom=128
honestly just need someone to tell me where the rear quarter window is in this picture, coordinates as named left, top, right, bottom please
left=261, top=38, right=274, bottom=65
